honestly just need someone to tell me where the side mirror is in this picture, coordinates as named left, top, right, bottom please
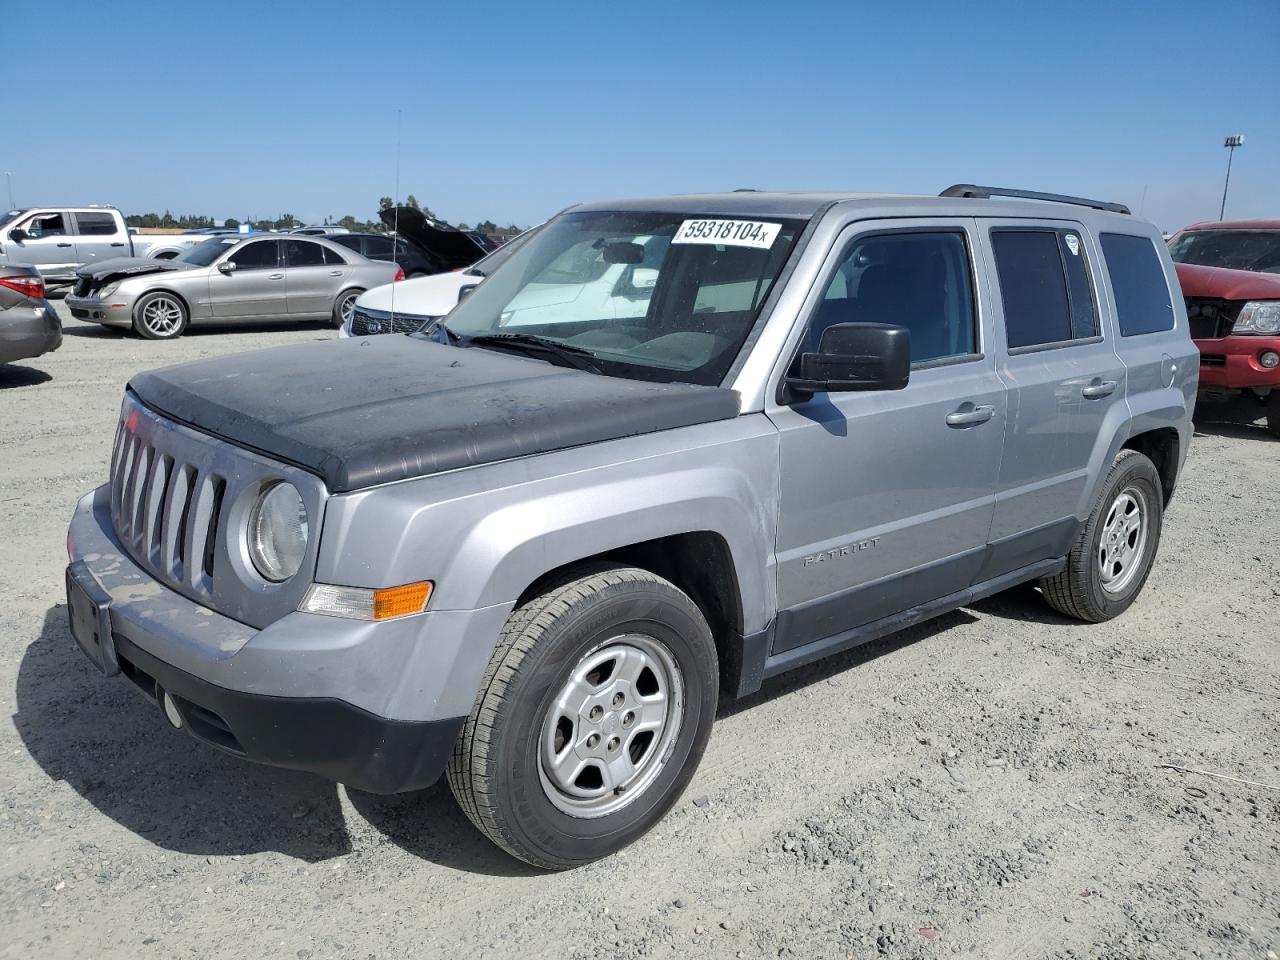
left=217, top=260, right=236, bottom=275
left=9, top=228, right=28, bottom=243
left=784, top=322, right=911, bottom=397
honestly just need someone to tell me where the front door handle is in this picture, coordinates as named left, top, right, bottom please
left=267, top=273, right=285, bottom=280
left=1082, top=379, right=1118, bottom=399
left=946, top=403, right=995, bottom=427
left=56, top=242, right=73, bottom=247
left=110, top=242, right=125, bottom=247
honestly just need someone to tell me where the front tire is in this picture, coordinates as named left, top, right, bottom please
left=132, top=292, right=189, bottom=340
left=332, top=288, right=363, bottom=329
left=447, top=566, right=718, bottom=870
left=1040, top=449, right=1164, bottom=622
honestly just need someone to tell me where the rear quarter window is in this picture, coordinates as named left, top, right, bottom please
left=1100, top=233, right=1175, bottom=336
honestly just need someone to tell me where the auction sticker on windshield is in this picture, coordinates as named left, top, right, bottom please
left=672, top=219, right=781, bottom=249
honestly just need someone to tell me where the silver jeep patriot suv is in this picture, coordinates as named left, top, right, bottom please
left=65, top=185, right=1197, bottom=869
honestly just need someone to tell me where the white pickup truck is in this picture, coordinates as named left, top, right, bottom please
left=0, top=205, right=208, bottom=284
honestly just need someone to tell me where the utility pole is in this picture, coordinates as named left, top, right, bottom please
left=1220, top=135, right=1244, bottom=220
left=4, top=172, right=12, bottom=210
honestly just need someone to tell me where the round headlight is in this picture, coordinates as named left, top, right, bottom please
left=247, top=482, right=308, bottom=582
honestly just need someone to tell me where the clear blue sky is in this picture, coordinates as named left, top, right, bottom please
left=8, top=0, right=1277, bottom=232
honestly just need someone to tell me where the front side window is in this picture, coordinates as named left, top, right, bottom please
left=75, top=212, right=118, bottom=236
left=284, top=239, right=325, bottom=267
left=438, top=210, right=806, bottom=385
left=1168, top=229, right=1280, bottom=275
left=1101, top=233, right=1176, bottom=336
left=228, top=239, right=280, bottom=271
left=19, top=212, right=67, bottom=238
left=991, top=228, right=1098, bottom=349
left=804, top=231, right=976, bottom=364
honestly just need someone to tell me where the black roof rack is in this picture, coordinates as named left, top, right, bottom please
left=940, top=184, right=1130, bottom=215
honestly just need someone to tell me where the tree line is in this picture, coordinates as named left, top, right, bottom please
left=126, top=196, right=525, bottom=236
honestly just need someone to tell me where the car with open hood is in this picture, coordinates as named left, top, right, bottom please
left=63, top=233, right=401, bottom=339
left=65, top=185, right=1194, bottom=869
left=1167, top=219, right=1280, bottom=436
left=340, top=225, right=538, bottom=337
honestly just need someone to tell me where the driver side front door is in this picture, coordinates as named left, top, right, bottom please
left=211, top=239, right=287, bottom=318
left=766, top=218, right=1007, bottom=661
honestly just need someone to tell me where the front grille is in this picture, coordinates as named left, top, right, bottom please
left=1185, top=297, right=1244, bottom=340
left=1199, top=354, right=1226, bottom=367
left=110, top=416, right=227, bottom=594
left=105, top=392, right=328, bottom=629
left=349, top=306, right=435, bottom=337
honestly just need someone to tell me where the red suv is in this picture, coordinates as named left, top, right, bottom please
left=1168, top=220, right=1280, bottom=437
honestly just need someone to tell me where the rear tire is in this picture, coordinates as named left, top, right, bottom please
left=132, top=292, right=189, bottom=340
left=332, top=288, right=363, bottom=329
left=447, top=566, right=718, bottom=870
left=1267, top=391, right=1280, bottom=439
left=1040, top=449, right=1163, bottom=622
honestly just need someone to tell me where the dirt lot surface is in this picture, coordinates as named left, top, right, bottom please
left=3, top=304, right=1278, bottom=959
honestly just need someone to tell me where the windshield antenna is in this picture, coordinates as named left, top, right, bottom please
left=389, top=108, right=402, bottom=322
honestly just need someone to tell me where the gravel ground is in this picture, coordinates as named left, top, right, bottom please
left=3, top=303, right=1278, bottom=960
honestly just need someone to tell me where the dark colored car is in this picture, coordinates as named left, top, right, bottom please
left=377, top=207, right=490, bottom=274
left=0, top=265, right=61, bottom=365
left=1168, top=219, right=1280, bottom=436
left=329, top=233, right=438, bottom=279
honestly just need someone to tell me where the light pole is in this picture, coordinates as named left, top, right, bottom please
left=1220, top=135, right=1244, bottom=220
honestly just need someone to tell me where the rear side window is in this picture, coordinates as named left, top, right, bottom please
left=363, top=236, right=394, bottom=259
left=284, top=239, right=325, bottom=267
left=991, top=229, right=1098, bottom=349
left=75, top=212, right=118, bottom=236
left=1100, top=233, right=1175, bottom=336
left=322, top=245, right=347, bottom=265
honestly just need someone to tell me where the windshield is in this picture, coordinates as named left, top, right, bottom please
left=178, top=236, right=241, bottom=266
left=466, top=225, right=539, bottom=276
left=434, top=210, right=806, bottom=385
left=1168, top=229, right=1280, bottom=274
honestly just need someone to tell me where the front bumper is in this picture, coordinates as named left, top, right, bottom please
left=0, top=301, right=61, bottom=363
left=65, top=293, right=134, bottom=328
left=1195, top=335, right=1280, bottom=390
left=65, top=486, right=474, bottom=793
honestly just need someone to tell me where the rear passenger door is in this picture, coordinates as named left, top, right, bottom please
left=72, top=211, right=128, bottom=266
left=769, top=219, right=1007, bottom=655
left=976, top=221, right=1128, bottom=579
left=283, top=238, right=346, bottom=317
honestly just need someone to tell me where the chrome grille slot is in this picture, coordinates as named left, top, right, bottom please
left=170, top=465, right=197, bottom=580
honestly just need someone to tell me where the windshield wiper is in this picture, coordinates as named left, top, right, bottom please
left=464, top=332, right=603, bottom=373
left=423, top=319, right=462, bottom=343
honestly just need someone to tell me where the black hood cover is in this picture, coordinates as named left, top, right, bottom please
left=378, top=207, right=487, bottom=270
left=128, top=337, right=740, bottom=492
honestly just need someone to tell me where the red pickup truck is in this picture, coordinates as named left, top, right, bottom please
left=1168, top=219, right=1280, bottom=437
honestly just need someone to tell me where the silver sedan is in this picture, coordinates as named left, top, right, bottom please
left=65, top=234, right=402, bottom=339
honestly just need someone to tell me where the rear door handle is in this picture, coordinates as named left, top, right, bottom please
left=56, top=242, right=73, bottom=247
left=1082, top=379, right=1118, bottom=399
left=267, top=273, right=284, bottom=280
left=946, top=403, right=995, bottom=427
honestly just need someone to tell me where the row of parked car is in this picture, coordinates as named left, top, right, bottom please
left=2, top=195, right=1279, bottom=436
